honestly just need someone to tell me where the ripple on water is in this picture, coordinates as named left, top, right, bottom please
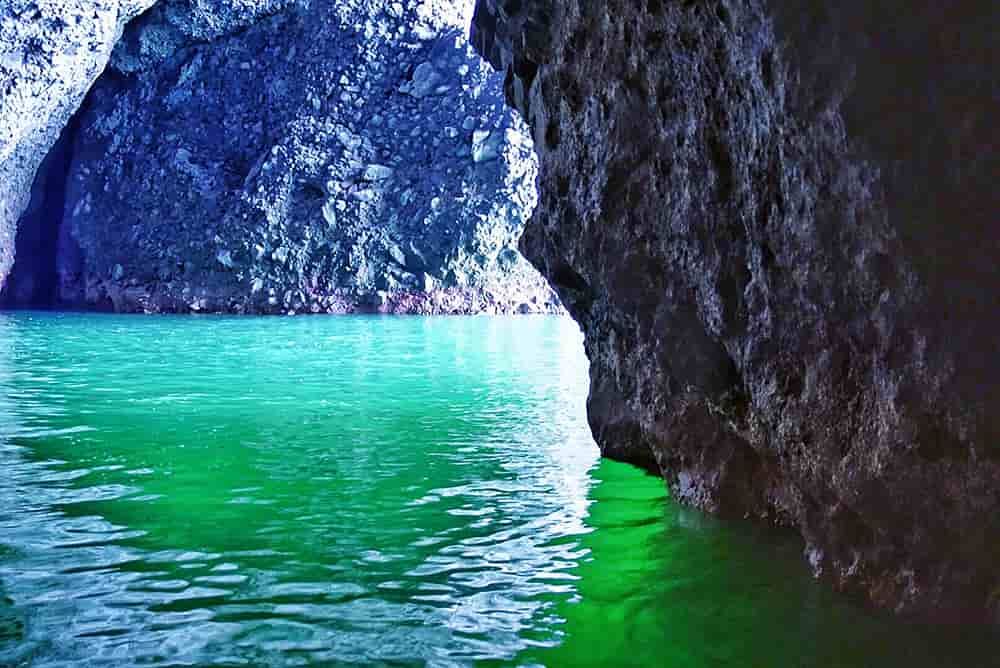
left=0, top=315, right=601, bottom=666
left=0, top=314, right=996, bottom=667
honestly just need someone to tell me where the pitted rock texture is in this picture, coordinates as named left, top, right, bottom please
left=0, top=0, right=156, bottom=293
left=44, top=0, right=557, bottom=314
left=473, top=0, right=999, bottom=622
left=110, top=0, right=299, bottom=74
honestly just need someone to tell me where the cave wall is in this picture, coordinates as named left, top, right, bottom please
left=472, top=0, right=999, bottom=622
left=2, top=0, right=560, bottom=315
left=0, top=0, right=156, bottom=293
left=58, top=0, right=556, bottom=315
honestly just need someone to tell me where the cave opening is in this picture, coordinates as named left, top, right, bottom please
left=0, top=107, right=83, bottom=310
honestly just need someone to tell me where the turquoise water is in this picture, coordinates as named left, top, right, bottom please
left=0, top=312, right=995, bottom=667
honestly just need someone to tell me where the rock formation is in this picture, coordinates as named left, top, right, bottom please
left=473, top=0, right=999, bottom=622
left=0, top=0, right=156, bottom=298
left=2, top=0, right=559, bottom=314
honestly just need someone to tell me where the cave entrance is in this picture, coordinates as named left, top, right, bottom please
left=0, top=108, right=82, bottom=309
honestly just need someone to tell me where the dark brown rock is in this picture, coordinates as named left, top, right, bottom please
left=473, top=0, right=1000, bottom=622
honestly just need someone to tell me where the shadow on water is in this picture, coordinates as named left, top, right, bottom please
left=0, top=575, right=27, bottom=665
left=521, top=459, right=1000, bottom=668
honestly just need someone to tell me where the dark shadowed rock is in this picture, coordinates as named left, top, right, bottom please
left=473, top=0, right=999, bottom=622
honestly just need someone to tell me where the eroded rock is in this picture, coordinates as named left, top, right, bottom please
left=48, top=0, right=559, bottom=314
left=0, top=0, right=156, bottom=293
left=473, top=0, right=1000, bottom=622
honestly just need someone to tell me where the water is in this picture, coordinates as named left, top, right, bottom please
left=0, top=312, right=995, bottom=667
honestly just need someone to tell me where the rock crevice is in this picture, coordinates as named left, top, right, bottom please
left=0, top=0, right=157, bottom=294
left=1, top=106, right=82, bottom=308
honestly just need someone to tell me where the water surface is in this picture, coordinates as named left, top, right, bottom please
left=0, top=313, right=994, bottom=666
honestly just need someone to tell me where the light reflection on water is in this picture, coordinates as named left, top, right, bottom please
left=0, top=312, right=995, bottom=667
left=0, top=314, right=600, bottom=666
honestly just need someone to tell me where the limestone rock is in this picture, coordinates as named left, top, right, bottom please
left=18, top=0, right=560, bottom=316
left=400, top=61, right=443, bottom=98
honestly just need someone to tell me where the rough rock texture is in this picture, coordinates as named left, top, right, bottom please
left=473, top=0, right=1000, bottom=622
left=0, top=0, right=156, bottom=293
left=8, top=0, right=558, bottom=314
left=110, top=0, right=298, bottom=74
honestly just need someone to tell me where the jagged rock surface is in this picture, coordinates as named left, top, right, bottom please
left=46, top=0, right=557, bottom=314
left=0, top=0, right=156, bottom=293
left=473, top=0, right=999, bottom=622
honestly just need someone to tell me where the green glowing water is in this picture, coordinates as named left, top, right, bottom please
left=0, top=313, right=994, bottom=667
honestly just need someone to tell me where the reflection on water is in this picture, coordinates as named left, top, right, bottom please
left=526, top=462, right=998, bottom=667
left=0, top=313, right=995, bottom=667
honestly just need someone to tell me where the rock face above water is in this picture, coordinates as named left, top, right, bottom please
left=473, top=0, right=999, bottom=622
left=0, top=0, right=156, bottom=296
left=2, top=0, right=559, bottom=314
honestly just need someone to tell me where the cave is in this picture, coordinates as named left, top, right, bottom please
left=0, top=109, right=82, bottom=310
left=0, top=1, right=995, bottom=662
